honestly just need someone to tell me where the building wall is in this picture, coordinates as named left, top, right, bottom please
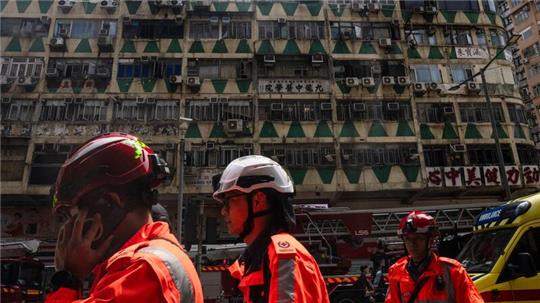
left=1, top=0, right=539, bottom=241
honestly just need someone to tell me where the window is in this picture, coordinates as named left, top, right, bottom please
left=490, top=29, right=506, bottom=47
left=534, top=84, right=540, bottom=97
left=117, top=59, right=180, bottom=79
left=223, top=21, right=251, bottom=39
left=192, top=60, right=250, bottom=79
left=507, top=104, right=527, bottom=123
left=424, top=145, right=451, bottom=166
left=29, top=144, right=74, bottom=185
left=410, top=64, right=441, bottom=83
left=261, top=144, right=336, bottom=168
left=459, top=103, right=504, bottom=122
left=449, top=64, right=473, bottom=82
left=529, top=64, right=540, bottom=77
left=258, top=57, right=329, bottom=79
left=259, top=101, right=331, bottom=121
left=523, top=42, right=540, bottom=58
left=0, top=100, right=34, bottom=121
left=445, top=28, right=473, bottom=46
left=514, top=6, right=530, bottom=24
left=113, top=99, right=179, bottom=121
left=399, top=0, right=436, bottom=10
left=0, top=138, right=28, bottom=181
left=517, top=144, right=540, bottom=164
left=468, top=144, right=514, bottom=165
left=476, top=29, right=487, bottom=45
left=187, top=144, right=253, bottom=168
left=1, top=57, right=44, bottom=78
left=336, top=101, right=412, bottom=121
left=186, top=98, right=252, bottom=121
left=39, top=99, right=107, bottom=121
left=123, top=20, right=183, bottom=39
left=330, top=22, right=399, bottom=40
left=417, top=103, right=456, bottom=123
left=483, top=0, right=497, bottom=12
left=0, top=18, right=49, bottom=37
left=55, top=20, right=117, bottom=38
left=405, top=28, right=436, bottom=45
left=521, top=27, right=533, bottom=40
left=511, top=0, right=523, bottom=7
left=190, top=19, right=250, bottom=39
left=339, top=144, right=419, bottom=167
left=48, top=59, right=112, bottom=80
left=259, top=21, right=324, bottom=40
left=438, top=0, right=480, bottom=11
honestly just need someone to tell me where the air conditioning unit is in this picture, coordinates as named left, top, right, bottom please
left=96, top=67, right=110, bottom=77
left=320, top=103, right=332, bottom=111
left=58, top=0, right=75, bottom=12
left=187, top=76, right=201, bottom=87
left=174, top=15, right=184, bottom=24
left=387, top=102, right=400, bottom=111
left=147, top=98, right=156, bottom=104
left=209, top=16, right=219, bottom=26
left=192, top=0, right=211, bottom=10
left=64, top=97, right=73, bottom=104
left=382, top=76, right=395, bottom=85
left=271, top=103, right=283, bottom=111
left=353, top=103, right=366, bottom=112
left=100, top=0, right=118, bottom=12
left=413, top=6, right=425, bottom=14
left=428, top=82, right=441, bottom=92
left=397, top=76, right=410, bottom=86
left=50, top=37, right=66, bottom=50
left=378, top=38, right=392, bottom=48
left=264, top=55, right=276, bottom=66
left=413, top=82, right=427, bottom=94
left=351, top=2, right=365, bottom=12
left=40, top=16, right=51, bottom=24
left=46, top=67, right=59, bottom=78
left=362, top=77, right=375, bottom=88
left=168, top=0, right=184, bottom=7
left=371, top=65, right=382, bottom=74
left=123, top=16, right=131, bottom=24
left=346, top=77, right=361, bottom=87
left=169, top=75, right=182, bottom=84
left=1, top=97, right=11, bottom=103
left=98, top=36, right=113, bottom=48
left=136, top=97, right=146, bottom=104
left=368, top=3, right=380, bottom=12
left=443, top=106, right=454, bottom=115
left=140, top=56, right=150, bottom=63
left=222, top=16, right=231, bottom=25
left=341, top=31, right=352, bottom=40
left=209, top=97, right=218, bottom=103
left=206, top=142, right=215, bottom=150
left=74, top=98, right=83, bottom=104
left=225, top=119, right=243, bottom=133
left=277, top=17, right=286, bottom=24
left=466, top=81, right=481, bottom=94
left=16, top=76, right=34, bottom=86
left=311, top=54, right=324, bottom=66
left=424, top=6, right=438, bottom=14
left=0, top=75, right=9, bottom=85
left=450, top=144, right=466, bottom=153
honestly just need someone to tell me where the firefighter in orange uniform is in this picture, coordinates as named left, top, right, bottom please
left=213, top=155, right=329, bottom=303
left=385, top=211, right=484, bottom=303
left=45, top=133, right=203, bottom=303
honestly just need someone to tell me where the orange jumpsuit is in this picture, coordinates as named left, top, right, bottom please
left=45, top=222, right=203, bottom=303
left=229, top=232, right=329, bottom=303
left=385, top=253, right=484, bottom=303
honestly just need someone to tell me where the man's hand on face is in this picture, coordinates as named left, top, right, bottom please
left=54, top=209, right=113, bottom=281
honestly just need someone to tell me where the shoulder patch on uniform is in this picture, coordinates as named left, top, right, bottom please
left=271, top=234, right=296, bottom=258
left=439, top=256, right=462, bottom=267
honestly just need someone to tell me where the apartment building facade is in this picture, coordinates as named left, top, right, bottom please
left=1, top=0, right=538, bottom=242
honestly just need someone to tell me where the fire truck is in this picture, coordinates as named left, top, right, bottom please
left=1, top=239, right=46, bottom=303
left=196, top=203, right=498, bottom=303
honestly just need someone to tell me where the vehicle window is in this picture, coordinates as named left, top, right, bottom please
left=458, top=228, right=516, bottom=273
left=506, top=227, right=540, bottom=273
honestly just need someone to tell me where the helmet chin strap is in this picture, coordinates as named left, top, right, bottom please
left=239, top=194, right=273, bottom=239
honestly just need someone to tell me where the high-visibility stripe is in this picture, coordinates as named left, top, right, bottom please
left=277, top=258, right=295, bottom=303
left=201, top=266, right=227, bottom=272
left=481, top=289, right=540, bottom=302
left=325, top=276, right=360, bottom=284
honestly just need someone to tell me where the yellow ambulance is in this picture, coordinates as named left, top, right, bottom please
left=457, top=192, right=540, bottom=302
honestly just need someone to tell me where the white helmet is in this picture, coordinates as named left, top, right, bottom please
left=213, top=155, right=294, bottom=202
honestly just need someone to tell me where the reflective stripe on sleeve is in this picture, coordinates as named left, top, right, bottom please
left=277, top=258, right=295, bottom=303
left=139, top=246, right=195, bottom=303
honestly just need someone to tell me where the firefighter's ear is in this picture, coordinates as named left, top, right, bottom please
left=251, top=191, right=268, bottom=211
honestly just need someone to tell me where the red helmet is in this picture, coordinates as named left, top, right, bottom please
left=397, top=211, right=438, bottom=237
left=52, top=132, right=170, bottom=215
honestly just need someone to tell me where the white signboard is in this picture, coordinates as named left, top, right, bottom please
left=444, top=167, right=463, bottom=187
left=523, top=165, right=540, bottom=185
left=464, top=166, right=482, bottom=187
left=505, top=166, right=522, bottom=186
left=483, top=166, right=501, bottom=186
left=455, top=47, right=489, bottom=59
left=258, top=79, right=330, bottom=94
left=426, top=167, right=443, bottom=187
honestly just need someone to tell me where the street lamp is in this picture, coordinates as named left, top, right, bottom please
left=177, top=116, right=193, bottom=243
left=450, top=34, right=520, bottom=200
